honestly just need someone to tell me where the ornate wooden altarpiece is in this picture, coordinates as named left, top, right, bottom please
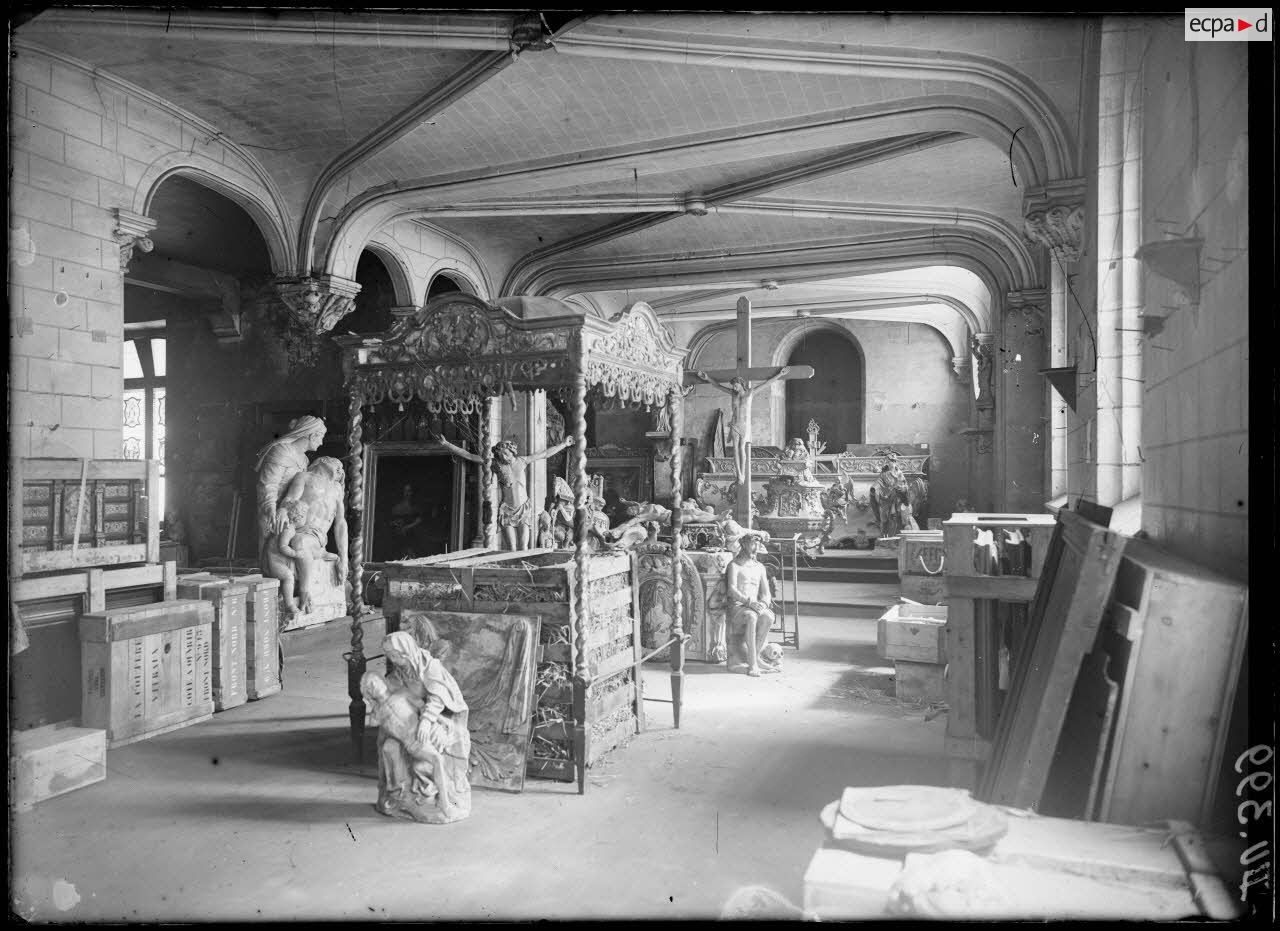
left=335, top=294, right=690, bottom=787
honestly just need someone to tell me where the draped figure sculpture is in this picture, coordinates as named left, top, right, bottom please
left=870, top=451, right=912, bottom=540
left=365, top=631, right=472, bottom=824
left=434, top=434, right=573, bottom=550
left=261, top=456, right=348, bottom=618
left=254, top=415, right=327, bottom=554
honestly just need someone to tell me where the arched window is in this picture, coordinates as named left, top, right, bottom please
left=784, top=329, right=865, bottom=450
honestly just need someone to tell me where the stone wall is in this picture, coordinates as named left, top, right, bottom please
left=1063, top=20, right=1248, bottom=580
left=9, top=45, right=288, bottom=462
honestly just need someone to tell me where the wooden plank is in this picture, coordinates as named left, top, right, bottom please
left=586, top=552, right=632, bottom=580
left=944, top=597, right=977, bottom=740
left=591, top=649, right=637, bottom=684
left=591, top=678, right=635, bottom=719
left=80, top=600, right=212, bottom=642
left=525, top=755, right=575, bottom=782
left=20, top=458, right=151, bottom=481
left=446, top=547, right=555, bottom=567
left=9, top=454, right=23, bottom=583
left=1038, top=649, right=1120, bottom=820
left=86, top=568, right=106, bottom=612
left=470, top=565, right=567, bottom=585
left=944, top=575, right=1040, bottom=602
left=22, top=544, right=150, bottom=575
left=976, top=509, right=1125, bottom=809
left=162, top=561, right=178, bottom=601
left=585, top=613, right=635, bottom=650
left=1166, top=820, right=1245, bottom=920
left=10, top=563, right=167, bottom=603
left=145, top=459, right=160, bottom=563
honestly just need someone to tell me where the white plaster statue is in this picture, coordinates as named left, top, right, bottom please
left=367, top=631, right=472, bottom=824
left=254, top=415, right=326, bottom=551
left=261, top=456, right=348, bottom=618
left=782, top=436, right=818, bottom=484
left=724, top=532, right=781, bottom=677
left=693, top=367, right=793, bottom=487
left=434, top=434, right=573, bottom=550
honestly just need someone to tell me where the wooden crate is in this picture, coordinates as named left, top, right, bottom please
left=1090, top=540, right=1248, bottom=827
left=13, top=458, right=160, bottom=576
left=897, top=530, right=947, bottom=604
left=227, top=574, right=281, bottom=701
left=11, top=722, right=107, bottom=810
left=382, top=548, right=642, bottom=784
left=877, top=604, right=947, bottom=663
left=10, top=562, right=180, bottom=730
left=175, top=576, right=249, bottom=711
left=79, top=600, right=214, bottom=748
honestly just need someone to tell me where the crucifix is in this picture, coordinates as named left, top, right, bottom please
left=684, top=296, right=814, bottom=527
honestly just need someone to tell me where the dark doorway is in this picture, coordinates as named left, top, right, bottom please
left=785, top=330, right=864, bottom=450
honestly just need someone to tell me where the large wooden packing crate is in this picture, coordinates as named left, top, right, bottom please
left=79, top=600, right=214, bottom=748
left=13, top=458, right=160, bottom=576
left=381, top=548, right=643, bottom=783
left=11, top=723, right=107, bottom=810
left=176, top=575, right=249, bottom=711
left=226, top=574, right=282, bottom=700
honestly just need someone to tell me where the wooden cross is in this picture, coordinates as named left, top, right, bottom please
left=683, top=297, right=814, bottom=527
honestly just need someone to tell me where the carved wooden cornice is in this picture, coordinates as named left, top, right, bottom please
left=1022, top=179, right=1086, bottom=264
left=113, top=209, right=157, bottom=271
left=274, top=274, right=362, bottom=336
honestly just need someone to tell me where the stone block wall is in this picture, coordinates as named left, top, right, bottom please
left=9, top=45, right=287, bottom=463
left=1136, top=30, right=1249, bottom=580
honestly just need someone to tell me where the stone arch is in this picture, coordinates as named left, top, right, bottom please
left=134, top=159, right=293, bottom=274
left=773, top=322, right=866, bottom=449
left=362, top=236, right=418, bottom=307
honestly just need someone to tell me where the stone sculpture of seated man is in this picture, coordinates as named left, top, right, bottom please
left=724, top=531, right=781, bottom=676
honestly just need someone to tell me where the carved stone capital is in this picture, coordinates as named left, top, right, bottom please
left=951, top=355, right=971, bottom=382
left=1022, top=179, right=1086, bottom=264
left=274, top=274, right=362, bottom=336
left=113, top=208, right=157, bottom=271
left=1005, top=289, right=1048, bottom=337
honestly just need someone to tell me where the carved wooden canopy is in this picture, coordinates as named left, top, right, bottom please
left=336, top=294, right=686, bottom=413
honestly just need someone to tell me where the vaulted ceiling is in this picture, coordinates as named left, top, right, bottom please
left=15, top=9, right=1090, bottom=340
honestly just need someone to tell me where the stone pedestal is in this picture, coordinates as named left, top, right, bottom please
left=282, top=553, right=348, bottom=631
left=755, top=468, right=827, bottom=551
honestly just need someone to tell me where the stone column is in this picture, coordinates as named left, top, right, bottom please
left=1001, top=291, right=1048, bottom=512
left=967, top=332, right=996, bottom=510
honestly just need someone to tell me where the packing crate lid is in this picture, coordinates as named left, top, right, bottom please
left=175, top=577, right=249, bottom=600
left=79, top=599, right=213, bottom=642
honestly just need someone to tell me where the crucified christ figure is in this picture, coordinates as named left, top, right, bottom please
left=692, top=367, right=793, bottom=487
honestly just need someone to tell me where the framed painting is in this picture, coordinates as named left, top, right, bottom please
left=399, top=609, right=541, bottom=793
left=362, top=442, right=466, bottom=563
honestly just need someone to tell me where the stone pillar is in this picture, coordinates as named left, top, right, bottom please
left=1001, top=291, right=1049, bottom=512
left=967, top=332, right=996, bottom=511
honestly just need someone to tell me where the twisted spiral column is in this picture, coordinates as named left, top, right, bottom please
left=345, top=387, right=368, bottom=762
left=667, top=386, right=686, bottom=728
left=571, top=340, right=590, bottom=794
left=481, top=397, right=496, bottom=549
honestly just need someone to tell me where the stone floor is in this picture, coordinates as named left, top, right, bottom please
left=11, top=598, right=948, bottom=921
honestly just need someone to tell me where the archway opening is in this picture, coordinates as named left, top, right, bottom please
left=785, top=329, right=864, bottom=451
left=338, top=250, right=396, bottom=333
left=427, top=271, right=473, bottom=299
